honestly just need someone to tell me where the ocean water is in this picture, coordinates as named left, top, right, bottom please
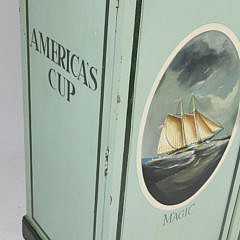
left=142, top=135, right=230, bottom=205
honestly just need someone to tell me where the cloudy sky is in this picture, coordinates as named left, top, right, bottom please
left=142, top=30, right=240, bottom=158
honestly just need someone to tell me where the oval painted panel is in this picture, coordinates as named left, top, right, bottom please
left=137, top=24, right=240, bottom=209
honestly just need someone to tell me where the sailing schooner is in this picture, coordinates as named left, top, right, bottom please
left=157, top=96, right=223, bottom=155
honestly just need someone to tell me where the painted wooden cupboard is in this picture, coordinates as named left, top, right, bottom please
left=20, top=0, right=240, bottom=239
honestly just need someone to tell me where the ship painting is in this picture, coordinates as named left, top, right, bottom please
left=140, top=28, right=240, bottom=206
left=157, top=96, right=223, bottom=156
left=142, top=97, right=231, bottom=205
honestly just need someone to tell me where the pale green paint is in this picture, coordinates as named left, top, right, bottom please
left=227, top=186, right=240, bottom=239
left=20, top=0, right=240, bottom=239
left=226, top=149, right=240, bottom=240
left=118, top=0, right=240, bottom=239
left=20, top=1, right=47, bottom=238
left=101, top=1, right=139, bottom=239
left=20, top=0, right=114, bottom=239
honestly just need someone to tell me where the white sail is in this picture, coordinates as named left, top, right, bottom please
left=183, top=114, right=198, bottom=145
left=157, top=115, right=184, bottom=155
left=157, top=127, right=176, bottom=154
left=195, top=111, right=214, bottom=140
left=157, top=97, right=222, bottom=155
left=197, top=111, right=222, bottom=132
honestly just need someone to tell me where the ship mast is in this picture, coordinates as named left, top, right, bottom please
left=192, top=95, right=201, bottom=142
left=180, top=99, right=187, bottom=146
left=157, top=95, right=223, bottom=155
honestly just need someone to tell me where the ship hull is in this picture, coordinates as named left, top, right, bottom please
left=158, top=129, right=223, bottom=156
left=166, top=141, right=204, bottom=155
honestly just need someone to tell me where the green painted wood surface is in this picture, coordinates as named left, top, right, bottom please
left=20, top=0, right=240, bottom=239
left=114, top=1, right=240, bottom=240
left=225, top=149, right=240, bottom=240
left=20, top=0, right=115, bottom=239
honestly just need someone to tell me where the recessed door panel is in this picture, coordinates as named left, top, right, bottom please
left=119, top=1, right=240, bottom=239
left=25, top=1, right=108, bottom=239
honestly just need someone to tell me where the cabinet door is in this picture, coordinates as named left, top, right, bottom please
left=225, top=150, right=240, bottom=240
left=21, top=0, right=111, bottom=239
left=117, top=1, right=240, bottom=239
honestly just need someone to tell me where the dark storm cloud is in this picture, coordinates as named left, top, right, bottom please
left=170, top=39, right=234, bottom=87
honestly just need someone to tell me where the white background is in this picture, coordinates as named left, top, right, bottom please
left=0, top=1, right=26, bottom=239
